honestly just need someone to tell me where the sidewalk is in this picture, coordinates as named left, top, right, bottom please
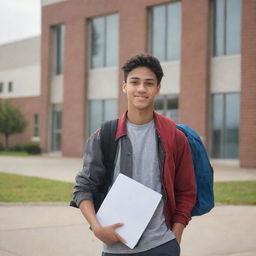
left=0, top=155, right=255, bottom=183
left=0, top=155, right=256, bottom=256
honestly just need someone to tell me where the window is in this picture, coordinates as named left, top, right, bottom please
left=211, top=93, right=240, bottom=158
left=8, top=82, right=13, bottom=92
left=213, top=0, right=242, bottom=56
left=0, top=82, right=3, bottom=93
left=90, top=13, right=119, bottom=68
left=88, top=99, right=117, bottom=135
left=52, top=24, right=65, bottom=75
left=33, top=114, right=40, bottom=137
left=151, top=2, right=181, bottom=61
left=154, top=95, right=179, bottom=122
left=51, top=104, right=62, bottom=151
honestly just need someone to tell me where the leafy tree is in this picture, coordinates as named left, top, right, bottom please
left=0, top=101, right=28, bottom=149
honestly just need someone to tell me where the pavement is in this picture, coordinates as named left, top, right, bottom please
left=0, top=155, right=256, bottom=256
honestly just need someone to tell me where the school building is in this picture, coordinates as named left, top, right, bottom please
left=0, top=0, right=255, bottom=168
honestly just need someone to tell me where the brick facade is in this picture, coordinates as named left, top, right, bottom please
left=240, top=0, right=256, bottom=167
left=40, top=0, right=256, bottom=167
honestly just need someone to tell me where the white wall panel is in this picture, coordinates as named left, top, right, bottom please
left=0, top=65, right=40, bottom=98
left=211, top=55, right=241, bottom=93
left=88, top=67, right=118, bottom=99
left=51, top=75, right=63, bottom=103
left=159, top=61, right=180, bottom=95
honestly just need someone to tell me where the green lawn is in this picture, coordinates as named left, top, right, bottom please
left=214, top=181, right=256, bottom=205
left=0, top=151, right=31, bottom=156
left=0, top=172, right=255, bottom=205
left=0, top=172, right=73, bottom=202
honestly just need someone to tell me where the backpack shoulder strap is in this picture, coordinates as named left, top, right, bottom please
left=100, top=119, right=118, bottom=176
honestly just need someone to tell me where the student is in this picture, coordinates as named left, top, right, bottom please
left=72, top=54, right=196, bottom=256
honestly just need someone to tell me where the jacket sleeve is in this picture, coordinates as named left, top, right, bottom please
left=173, top=129, right=196, bottom=226
left=71, top=130, right=106, bottom=208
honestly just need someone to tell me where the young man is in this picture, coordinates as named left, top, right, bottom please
left=72, top=54, right=196, bottom=256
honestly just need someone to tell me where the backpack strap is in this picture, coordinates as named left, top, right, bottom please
left=100, top=119, right=118, bottom=175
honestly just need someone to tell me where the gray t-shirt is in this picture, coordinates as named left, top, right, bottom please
left=103, top=119, right=175, bottom=254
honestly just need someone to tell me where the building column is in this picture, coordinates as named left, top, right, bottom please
left=179, top=0, right=211, bottom=147
left=118, top=2, right=149, bottom=115
left=240, top=0, right=256, bottom=168
left=62, top=18, right=87, bottom=157
left=40, top=16, right=52, bottom=153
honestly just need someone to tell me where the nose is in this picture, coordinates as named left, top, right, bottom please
left=137, top=82, right=147, bottom=92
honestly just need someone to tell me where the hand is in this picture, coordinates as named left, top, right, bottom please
left=172, top=223, right=184, bottom=244
left=93, top=223, right=126, bottom=245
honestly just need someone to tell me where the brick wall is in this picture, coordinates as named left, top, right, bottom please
left=179, top=0, right=211, bottom=148
left=240, top=0, right=256, bottom=167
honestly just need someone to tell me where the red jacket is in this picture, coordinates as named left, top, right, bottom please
left=115, top=112, right=196, bottom=228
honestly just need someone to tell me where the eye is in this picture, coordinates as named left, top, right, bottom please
left=145, top=82, right=154, bottom=87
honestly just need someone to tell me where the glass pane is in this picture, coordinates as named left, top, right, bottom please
left=166, top=95, right=179, bottom=121
left=106, top=14, right=119, bottom=67
left=91, top=17, right=105, bottom=68
left=56, top=111, right=62, bottom=130
left=154, top=95, right=165, bottom=112
left=104, top=99, right=117, bottom=121
left=152, top=5, right=166, bottom=61
left=54, top=25, right=64, bottom=75
left=89, top=100, right=103, bottom=135
left=212, top=94, right=224, bottom=158
left=226, top=0, right=241, bottom=55
left=224, top=93, right=240, bottom=158
left=167, top=2, right=181, bottom=61
left=213, top=0, right=225, bottom=56
left=51, top=105, right=62, bottom=151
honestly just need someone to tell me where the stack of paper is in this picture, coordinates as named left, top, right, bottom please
left=96, top=174, right=162, bottom=249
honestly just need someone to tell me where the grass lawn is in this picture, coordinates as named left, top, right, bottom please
left=0, top=172, right=73, bottom=202
left=0, top=151, right=31, bottom=156
left=0, top=172, right=255, bottom=205
left=214, top=181, right=256, bottom=205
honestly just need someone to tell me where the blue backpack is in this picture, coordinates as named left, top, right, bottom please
left=176, top=124, right=214, bottom=216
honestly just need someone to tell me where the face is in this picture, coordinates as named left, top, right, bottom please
left=123, top=66, right=160, bottom=112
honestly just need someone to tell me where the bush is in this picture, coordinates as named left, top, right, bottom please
left=23, top=142, right=41, bottom=155
left=9, top=143, right=25, bottom=152
left=0, top=142, right=4, bottom=151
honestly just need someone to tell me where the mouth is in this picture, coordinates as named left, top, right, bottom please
left=135, top=95, right=148, bottom=99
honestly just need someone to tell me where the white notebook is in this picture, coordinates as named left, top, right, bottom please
left=96, top=174, right=162, bottom=249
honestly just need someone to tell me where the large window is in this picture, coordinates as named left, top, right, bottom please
left=90, top=13, right=119, bottom=68
left=52, top=24, right=65, bottom=75
left=33, top=114, right=40, bottom=137
left=88, top=99, right=117, bottom=135
left=211, top=93, right=240, bottom=159
left=51, top=104, right=62, bottom=152
left=154, top=95, right=179, bottom=122
left=213, top=0, right=241, bottom=56
left=151, top=2, right=181, bottom=62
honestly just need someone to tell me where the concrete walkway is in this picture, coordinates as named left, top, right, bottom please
left=0, top=155, right=256, bottom=256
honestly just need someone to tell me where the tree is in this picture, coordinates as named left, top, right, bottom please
left=0, top=100, right=28, bottom=149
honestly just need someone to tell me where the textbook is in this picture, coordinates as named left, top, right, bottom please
left=96, top=174, right=162, bottom=249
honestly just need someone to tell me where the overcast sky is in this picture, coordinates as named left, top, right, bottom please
left=0, top=0, right=41, bottom=45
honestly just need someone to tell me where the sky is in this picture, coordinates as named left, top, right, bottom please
left=0, top=0, right=41, bottom=45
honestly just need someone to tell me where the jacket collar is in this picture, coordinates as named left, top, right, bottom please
left=115, top=111, right=171, bottom=141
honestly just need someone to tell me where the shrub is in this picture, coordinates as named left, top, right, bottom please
left=9, top=143, right=25, bottom=152
left=23, top=142, right=41, bottom=155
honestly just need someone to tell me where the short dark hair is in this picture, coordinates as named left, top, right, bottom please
left=122, top=54, right=164, bottom=84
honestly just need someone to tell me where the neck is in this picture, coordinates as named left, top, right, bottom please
left=126, top=107, right=154, bottom=125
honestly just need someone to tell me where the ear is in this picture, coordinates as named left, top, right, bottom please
left=122, top=81, right=127, bottom=94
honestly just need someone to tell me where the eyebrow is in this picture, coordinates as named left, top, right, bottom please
left=129, top=77, right=155, bottom=81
